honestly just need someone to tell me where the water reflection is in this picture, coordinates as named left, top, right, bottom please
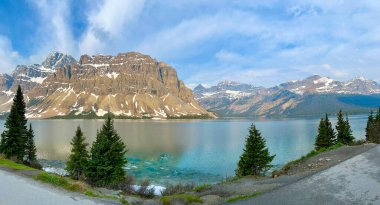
left=0, top=116, right=368, bottom=184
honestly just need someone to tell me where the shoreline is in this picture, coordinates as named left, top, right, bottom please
left=1, top=143, right=377, bottom=204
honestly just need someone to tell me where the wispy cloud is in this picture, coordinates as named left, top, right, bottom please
left=29, top=0, right=74, bottom=60
left=79, top=0, right=145, bottom=55
left=0, top=36, right=23, bottom=72
left=1, top=0, right=380, bottom=85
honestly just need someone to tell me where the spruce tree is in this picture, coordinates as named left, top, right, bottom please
left=365, top=111, right=374, bottom=142
left=0, top=85, right=28, bottom=161
left=25, top=124, right=37, bottom=163
left=66, top=126, right=89, bottom=180
left=336, top=110, right=345, bottom=143
left=236, top=124, right=275, bottom=177
left=336, top=111, right=354, bottom=145
left=342, top=114, right=354, bottom=144
left=315, top=114, right=336, bottom=150
left=85, top=116, right=127, bottom=186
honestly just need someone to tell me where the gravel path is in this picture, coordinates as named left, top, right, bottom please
left=233, top=145, right=380, bottom=205
left=0, top=169, right=119, bottom=205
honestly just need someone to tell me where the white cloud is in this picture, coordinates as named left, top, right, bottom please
left=79, top=0, right=145, bottom=55
left=32, top=0, right=74, bottom=57
left=0, top=36, right=23, bottom=73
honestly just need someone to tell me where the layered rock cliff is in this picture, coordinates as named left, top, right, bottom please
left=0, top=52, right=212, bottom=119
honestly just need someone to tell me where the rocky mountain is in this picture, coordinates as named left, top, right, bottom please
left=194, top=75, right=380, bottom=117
left=0, top=52, right=212, bottom=119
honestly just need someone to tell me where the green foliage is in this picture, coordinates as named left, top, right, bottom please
left=282, top=143, right=343, bottom=173
left=85, top=116, right=128, bottom=187
left=315, top=114, right=336, bottom=150
left=160, top=183, right=195, bottom=196
left=0, top=157, right=36, bottom=170
left=25, top=124, right=37, bottom=162
left=34, top=172, right=82, bottom=192
left=0, top=85, right=28, bottom=161
left=336, top=111, right=354, bottom=144
left=66, top=126, right=89, bottom=180
left=366, top=109, right=380, bottom=143
left=193, top=184, right=211, bottom=192
left=226, top=192, right=262, bottom=203
left=160, top=194, right=202, bottom=205
left=167, top=114, right=212, bottom=119
left=236, top=124, right=275, bottom=177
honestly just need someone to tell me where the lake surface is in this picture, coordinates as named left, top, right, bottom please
left=0, top=115, right=368, bottom=185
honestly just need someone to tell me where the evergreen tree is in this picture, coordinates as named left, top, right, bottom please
left=336, top=110, right=345, bottom=143
left=315, top=114, right=336, bottom=150
left=85, top=116, right=127, bottom=186
left=66, top=126, right=89, bottom=180
left=25, top=124, right=37, bottom=163
left=365, top=111, right=374, bottom=142
left=336, top=111, right=354, bottom=144
left=236, top=124, right=275, bottom=177
left=0, top=85, right=28, bottom=161
left=342, top=114, right=354, bottom=144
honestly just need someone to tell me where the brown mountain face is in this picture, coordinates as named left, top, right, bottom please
left=0, top=52, right=213, bottom=119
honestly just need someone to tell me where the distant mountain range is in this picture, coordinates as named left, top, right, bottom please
left=194, top=75, right=380, bottom=117
left=0, top=52, right=212, bottom=119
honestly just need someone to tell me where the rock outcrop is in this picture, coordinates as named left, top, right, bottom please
left=0, top=52, right=212, bottom=119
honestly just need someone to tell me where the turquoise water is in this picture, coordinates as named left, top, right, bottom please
left=0, top=115, right=368, bottom=185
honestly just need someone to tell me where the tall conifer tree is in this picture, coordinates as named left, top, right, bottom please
left=336, top=110, right=345, bottom=143
left=66, top=126, right=89, bottom=180
left=0, top=85, right=28, bottom=161
left=85, top=116, right=127, bottom=186
left=25, top=124, right=37, bottom=162
left=315, top=114, right=336, bottom=149
left=236, top=124, right=275, bottom=177
left=342, top=114, right=354, bottom=144
left=366, top=111, right=375, bottom=142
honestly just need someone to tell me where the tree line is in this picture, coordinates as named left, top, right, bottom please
left=0, top=86, right=39, bottom=168
left=0, top=86, right=127, bottom=187
left=66, top=117, right=127, bottom=187
left=236, top=109, right=379, bottom=177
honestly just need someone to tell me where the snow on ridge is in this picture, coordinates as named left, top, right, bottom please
left=313, top=77, right=333, bottom=85
left=106, top=72, right=119, bottom=79
left=29, top=77, right=47, bottom=84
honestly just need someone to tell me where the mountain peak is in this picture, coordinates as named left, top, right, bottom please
left=217, top=80, right=241, bottom=86
left=42, top=52, right=77, bottom=69
left=193, top=84, right=206, bottom=91
left=350, top=76, right=371, bottom=82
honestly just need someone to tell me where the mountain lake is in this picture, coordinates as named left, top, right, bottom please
left=0, top=115, right=369, bottom=186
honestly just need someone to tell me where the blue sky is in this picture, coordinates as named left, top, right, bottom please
left=0, top=0, right=380, bottom=87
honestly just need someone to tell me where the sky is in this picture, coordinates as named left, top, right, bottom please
left=0, top=0, right=380, bottom=88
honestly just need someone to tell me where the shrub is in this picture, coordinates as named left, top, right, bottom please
left=136, top=180, right=155, bottom=198
left=161, top=194, right=202, bottom=205
left=160, top=183, right=195, bottom=196
left=113, top=175, right=135, bottom=194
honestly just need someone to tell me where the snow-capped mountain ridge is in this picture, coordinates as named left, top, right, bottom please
left=194, top=75, right=380, bottom=117
left=0, top=52, right=212, bottom=119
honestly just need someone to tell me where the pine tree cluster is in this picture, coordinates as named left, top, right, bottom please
left=365, top=108, right=380, bottom=143
left=66, top=116, right=127, bottom=187
left=0, top=86, right=39, bottom=168
left=315, top=111, right=354, bottom=150
left=236, top=124, right=275, bottom=177
left=336, top=110, right=354, bottom=145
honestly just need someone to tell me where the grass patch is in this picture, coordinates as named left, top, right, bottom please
left=161, top=194, right=202, bottom=205
left=226, top=193, right=262, bottom=203
left=34, top=172, right=84, bottom=192
left=0, top=158, right=36, bottom=170
left=282, top=143, right=344, bottom=172
left=193, top=184, right=211, bottom=192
